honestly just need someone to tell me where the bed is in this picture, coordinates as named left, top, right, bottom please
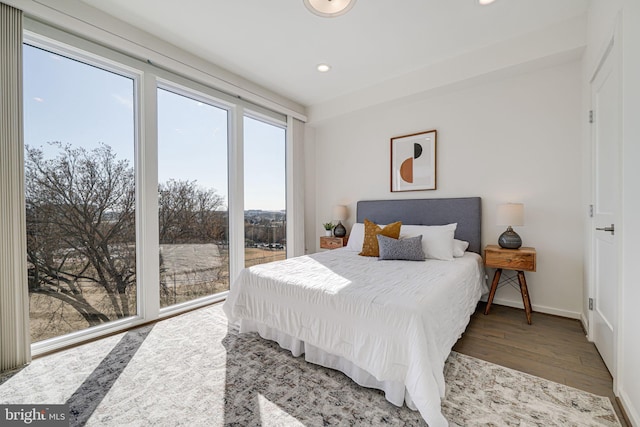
left=223, top=197, right=487, bottom=426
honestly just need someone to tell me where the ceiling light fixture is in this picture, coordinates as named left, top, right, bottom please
left=304, top=0, right=357, bottom=18
left=478, top=0, right=496, bottom=5
left=317, top=63, right=331, bottom=72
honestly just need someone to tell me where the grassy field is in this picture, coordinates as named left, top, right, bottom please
left=29, top=246, right=286, bottom=342
left=244, top=247, right=286, bottom=267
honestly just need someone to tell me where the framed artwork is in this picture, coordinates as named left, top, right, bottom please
left=390, top=129, right=437, bottom=192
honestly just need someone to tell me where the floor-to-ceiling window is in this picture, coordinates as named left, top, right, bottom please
left=20, top=22, right=292, bottom=352
left=243, top=115, right=287, bottom=268
left=23, top=43, right=138, bottom=342
left=157, top=87, right=230, bottom=308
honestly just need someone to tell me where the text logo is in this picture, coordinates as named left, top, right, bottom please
left=1, top=405, right=69, bottom=426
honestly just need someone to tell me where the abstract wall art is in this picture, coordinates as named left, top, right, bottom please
left=390, top=129, right=437, bottom=192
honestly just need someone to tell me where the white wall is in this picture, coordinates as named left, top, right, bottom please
left=308, top=15, right=586, bottom=124
left=620, top=1, right=640, bottom=423
left=619, top=0, right=640, bottom=417
left=586, top=0, right=640, bottom=424
left=308, top=60, right=584, bottom=319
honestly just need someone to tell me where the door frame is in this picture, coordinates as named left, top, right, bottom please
left=587, top=19, right=623, bottom=393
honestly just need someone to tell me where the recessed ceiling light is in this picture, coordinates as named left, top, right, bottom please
left=317, top=64, right=331, bottom=72
left=478, top=0, right=496, bottom=4
left=304, top=0, right=357, bottom=18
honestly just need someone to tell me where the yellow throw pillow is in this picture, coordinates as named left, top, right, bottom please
left=359, top=219, right=402, bottom=257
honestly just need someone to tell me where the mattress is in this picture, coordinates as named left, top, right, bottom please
left=223, top=248, right=487, bottom=426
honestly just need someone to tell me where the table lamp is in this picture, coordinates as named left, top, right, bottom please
left=497, top=203, right=524, bottom=249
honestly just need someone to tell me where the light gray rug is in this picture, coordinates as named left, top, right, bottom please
left=0, top=304, right=620, bottom=426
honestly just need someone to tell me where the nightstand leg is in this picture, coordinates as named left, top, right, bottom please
left=518, top=271, right=532, bottom=325
left=484, top=268, right=502, bottom=315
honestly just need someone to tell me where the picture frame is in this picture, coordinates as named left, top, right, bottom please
left=390, top=129, right=437, bottom=192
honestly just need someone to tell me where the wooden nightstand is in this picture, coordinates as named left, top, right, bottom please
left=320, top=236, right=347, bottom=250
left=484, top=244, right=537, bottom=324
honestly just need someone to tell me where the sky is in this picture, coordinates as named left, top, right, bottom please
left=23, top=44, right=286, bottom=211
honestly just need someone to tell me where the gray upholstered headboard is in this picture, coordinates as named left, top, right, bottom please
left=356, top=197, right=482, bottom=254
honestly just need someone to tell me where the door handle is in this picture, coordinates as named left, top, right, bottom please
left=596, top=224, right=615, bottom=235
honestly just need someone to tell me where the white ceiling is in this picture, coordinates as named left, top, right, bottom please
left=80, top=0, right=589, bottom=108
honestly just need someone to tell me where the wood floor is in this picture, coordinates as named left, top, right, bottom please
left=453, top=303, right=629, bottom=426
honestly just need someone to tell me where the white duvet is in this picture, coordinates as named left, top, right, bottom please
left=223, top=248, right=487, bottom=427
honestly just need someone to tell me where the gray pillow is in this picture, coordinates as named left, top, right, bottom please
left=377, top=234, right=425, bottom=261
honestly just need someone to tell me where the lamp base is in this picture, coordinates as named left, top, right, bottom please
left=498, top=226, right=522, bottom=249
left=334, top=221, right=347, bottom=237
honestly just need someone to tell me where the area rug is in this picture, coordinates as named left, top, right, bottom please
left=0, top=304, right=620, bottom=426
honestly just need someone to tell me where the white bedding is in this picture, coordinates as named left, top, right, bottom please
left=223, top=248, right=487, bottom=427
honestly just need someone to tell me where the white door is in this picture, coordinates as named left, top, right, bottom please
left=591, top=37, right=621, bottom=375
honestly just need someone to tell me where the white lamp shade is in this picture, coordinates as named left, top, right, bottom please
left=332, top=205, right=348, bottom=221
left=304, top=0, right=357, bottom=17
left=496, top=203, right=524, bottom=226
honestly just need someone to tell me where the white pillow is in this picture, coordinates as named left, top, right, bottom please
left=453, top=239, right=470, bottom=257
left=400, top=223, right=457, bottom=261
left=345, top=222, right=365, bottom=251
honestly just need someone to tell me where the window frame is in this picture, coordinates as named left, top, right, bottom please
left=22, top=19, right=292, bottom=355
left=23, top=30, right=147, bottom=355
left=242, top=112, right=288, bottom=266
left=155, top=80, right=233, bottom=315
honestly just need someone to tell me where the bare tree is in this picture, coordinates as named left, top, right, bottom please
left=158, top=179, right=226, bottom=244
left=158, top=179, right=227, bottom=305
left=26, top=142, right=136, bottom=326
left=26, top=143, right=228, bottom=335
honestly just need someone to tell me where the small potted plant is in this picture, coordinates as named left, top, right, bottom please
left=322, top=222, right=334, bottom=237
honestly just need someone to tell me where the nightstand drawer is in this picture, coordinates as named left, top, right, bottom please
left=320, top=236, right=347, bottom=249
left=484, top=245, right=536, bottom=272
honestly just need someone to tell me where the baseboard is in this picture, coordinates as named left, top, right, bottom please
left=618, top=389, right=639, bottom=427
left=483, top=296, right=582, bottom=320
left=580, top=313, right=590, bottom=338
